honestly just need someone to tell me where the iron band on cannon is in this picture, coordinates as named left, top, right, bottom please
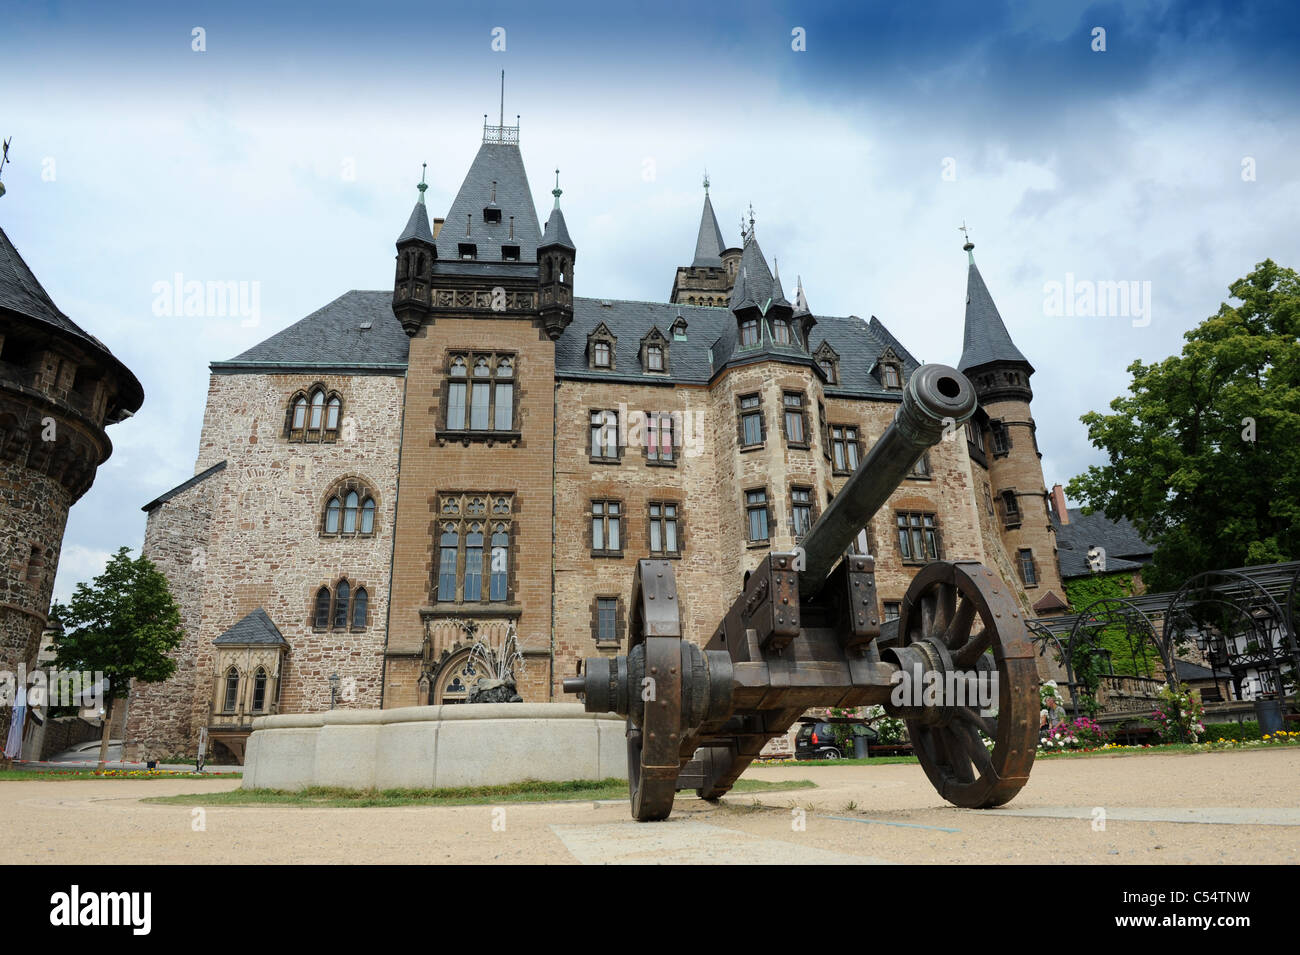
left=564, top=364, right=1039, bottom=821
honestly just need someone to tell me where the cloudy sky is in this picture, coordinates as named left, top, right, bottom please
left=2, top=0, right=1297, bottom=602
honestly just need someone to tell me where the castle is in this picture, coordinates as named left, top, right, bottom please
left=125, top=119, right=1066, bottom=762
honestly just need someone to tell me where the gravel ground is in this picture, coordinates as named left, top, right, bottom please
left=3, top=748, right=1296, bottom=864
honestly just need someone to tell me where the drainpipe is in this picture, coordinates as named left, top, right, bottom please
left=550, top=379, right=558, bottom=700
left=378, top=370, right=409, bottom=708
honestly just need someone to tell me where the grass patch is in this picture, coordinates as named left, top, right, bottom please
left=143, top=776, right=815, bottom=808
left=0, top=768, right=240, bottom=781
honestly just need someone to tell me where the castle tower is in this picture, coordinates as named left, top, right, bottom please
left=958, top=238, right=1066, bottom=613
left=0, top=223, right=143, bottom=733
left=384, top=117, right=561, bottom=706
left=670, top=177, right=740, bottom=307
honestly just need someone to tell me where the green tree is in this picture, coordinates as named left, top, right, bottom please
left=1067, top=260, right=1300, bottom=592
left=50, top=547, right=184, bottom=769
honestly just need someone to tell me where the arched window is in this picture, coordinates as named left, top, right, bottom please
left=333, top=580, right=350, bottom=629
left=309, top=390, right=325, bottom=430
left=343, top=491, right=359, bottom=533
left=360, top=497, right=375, bottom=534
left=314, top=587, right=331, bottom=628
left=223, top=667, right=240, bottom=712
left=326, top=396, right=341, bottom=431
left=325, top=497, right=341, bottom=534
left=292, top=395, right=308, bottom=430
left=352, top=587, right=368, bottom=628
left=464, top=524, right=484, bottom=601
left=438, top=524, right=459, bottom=601
left=490, top=523, right=509, bottom=601
left=252, top=667, right=267, bottom=712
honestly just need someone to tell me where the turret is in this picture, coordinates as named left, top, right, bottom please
left=538, top=169, right=575, bottom=340
left=392, top=165, right=436, bottom=336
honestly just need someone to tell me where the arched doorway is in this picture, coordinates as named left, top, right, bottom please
left=433, top=648, right=485, bottom=705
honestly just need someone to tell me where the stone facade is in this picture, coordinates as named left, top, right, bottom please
left=128, top=125, right=1070, bottom=761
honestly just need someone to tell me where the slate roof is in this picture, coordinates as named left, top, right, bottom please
left=142, top=459, right=227, bottom=512
left=0, top=225, right=144, bottom=414
left=1053, top=508, right=1155, bottom=579
left=214, top=291, right=409, bottom=370
left=396, top=197, right=434, bottom=244
left=212, top=608, right=288, bottom=646
left=434, top=142, right=542, bottom=263
left=692, top=194, right=726, bottom=268
left=1173, top=658, right=1217, bottom=681
left=541, top=204, right=575, bottom=251
left=958, top=260, right=1031, bottom=373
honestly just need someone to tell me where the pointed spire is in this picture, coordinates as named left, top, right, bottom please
left=691, top=180, right=726, bottom=268
left=793, top=275, right=811, bottom=316
left=770, top=257, right=790, bottom=308
left=728, top=233, right=780, bottom=311
left=397, top=166, right=435, bottom=244
left=541, top=168, right=575, bottom=252
left=958, top=245, right=1031, bottom=373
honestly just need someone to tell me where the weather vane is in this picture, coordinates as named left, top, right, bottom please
left=0, top=138, right=11, bottom=199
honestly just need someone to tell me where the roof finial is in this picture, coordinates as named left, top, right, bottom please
left=499, top=70, right=505, bottom=129
left=552, top=168, right=562, bottom=209
left=703, top=169, right=710, bottom=194
left=0, top=137, right=11, bottom=199
left=417, top=161, right=428, bottom=203
left=747, top=202, right=755, bottom=237
left=959, top=220, right=975, bottom=263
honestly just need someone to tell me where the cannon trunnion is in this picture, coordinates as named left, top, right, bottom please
left=563, top=364, right=1039, bottom=821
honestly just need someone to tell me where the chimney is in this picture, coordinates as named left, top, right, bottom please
left=432, top=218, right=444, bottom=238
left=1050, top=484, right=1069, bottom=524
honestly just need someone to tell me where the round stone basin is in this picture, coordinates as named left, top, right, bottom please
left=240, top=702, right=628, bottom=791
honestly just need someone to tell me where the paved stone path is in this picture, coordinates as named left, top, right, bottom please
left=2, top=748, right=1296, bottom=864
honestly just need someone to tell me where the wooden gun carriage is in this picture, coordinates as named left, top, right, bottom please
left=564, top=364, right=1038, bottom=821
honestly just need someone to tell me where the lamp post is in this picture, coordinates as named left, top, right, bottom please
left=329, top=673, right=340, bottom=710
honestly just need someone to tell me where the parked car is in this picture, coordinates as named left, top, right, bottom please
left=794, top=721, right=878, bottom=760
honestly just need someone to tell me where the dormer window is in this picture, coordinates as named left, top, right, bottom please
left=671, top=317, right=688, bottom=341
left=587, top=323, right=617, bottom=371
left=483, top=208, right=502, bottom=224
left=740, top=319, right=759, bottom=347
left=647, top=345, right=664, bottom=371
left=501, top=245, right=520, bottom=261
left=877, top=348, right=904, bottom=390
left=772, top=319, right=791, bottom=345
left=813, top=342, right=840, bottom=384
left=458, top=243, right=477, bottom=260
left=639, top=327, right=670, bottom=374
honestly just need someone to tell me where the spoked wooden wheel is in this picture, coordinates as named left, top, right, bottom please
left=889, top=560, right=1038, bottom=808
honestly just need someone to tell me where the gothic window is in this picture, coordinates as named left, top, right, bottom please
left=645, top=412, right=675, bottom=464
left=648, top=502, right=680, bottom=555
left=738, top=394, right=765, bottom=448
left=587, top=324, right=617, bottom=371
left=332, top=579, right=350, bottom=629
left=814, top=343, right=840, bottom=384
left=443, top=352, right=516, bottom=435
left=745, top=488, right=771, bottom=544
left=314, top=587, right=331, bottom=629
left=639, top=328, right=670, bottom=374
left=352, top=587, right=368, bottom=628
left=286, top=386, right=342, bottom=442
left=896, top=512, right=941, bottom=563
left=783, top=392, right=808, bottom=447
left=831, top=425, right=860, bottom=473
left=592, top=500, right=623, bottom=556
left=321, top=480, right=378, bottom=537
left=252, top=667, right=267, bottom=713
left=1018, top=549, right=1039, bottom=587
left=881, top=362, right=902, bottom=389
left=1001, top=490, right=1021, bottom=527
left=434, top=494, right=514, bottom=603
left=223, top=667, right=240, bottom=713
left=591, top=409, right=620, bottom=461
left=990, top=419, right=1011, bottom=455
left=791, top=486, right=814, bottom=540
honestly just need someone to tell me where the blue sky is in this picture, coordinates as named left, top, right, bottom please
left=2, top=0, right=1297, bottom=601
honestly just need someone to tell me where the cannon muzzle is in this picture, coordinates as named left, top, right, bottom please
left=798, top=363, right=977, bottom=592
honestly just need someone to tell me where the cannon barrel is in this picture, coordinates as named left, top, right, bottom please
left=797, top=363, right=977, bottom=594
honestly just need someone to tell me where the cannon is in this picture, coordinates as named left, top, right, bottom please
left=564, top=364, right=1038, bottom=821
